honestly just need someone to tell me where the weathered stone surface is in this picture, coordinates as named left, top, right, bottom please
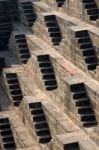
left=0, top=0, right=99, bottom=149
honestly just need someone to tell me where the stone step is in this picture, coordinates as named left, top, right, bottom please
left=12, top=95, right=23, bottom=101
left=52, top=37, right=61, bottom=43
left=7, top=79, right=19, bottom=85
left=84, top=3, right=97, bottom=9
left=20, top=1, right=32, bottom=5
left=9, top=84, right=20, bottom=90
left=57, top=2, right=65, bottom=7
left=37, top=54, right=49, bottom=62
left=73, top=92, right=87, bottom=99
left=82, top=48, right=96, bottom=56
left=42, top=74, right=55, bottom=80
left=40, top=68, right=54, bottom=74
left=35, top=122, right=48, bottom=130
left=22, top=5, right=33, bottom=10
left=81, top=114, right=96, bottom=122
left=48, top=27, right=60, bottom=32
left=23, top=9, right=34, bottom=14
left=44, top=80, right=57, bottom=86
left=13, top=101, right=21, bottom=107
left=64, top=142, right=80, bottom=150
left=19, top=49, right=30, bottom=54
left=10, top=89, right=22, bottom=96
left=83, top=121, right=97, bottom=127
left=46, top=22, right=58, bottom=27
left=50, top=32, right=61, bottom=38
left=31, top=108, right=44, bottom=115
left=89, top=14, right=98, bottom=20
left=77, top=37, right=90, bottom=44
left=74, top=97, right=89, bottom=102
left=20, top=53, right=30, bottom=59
left=87, top=8, right=98, bottom=15
left=87, top=63, right=97, bottom=70
left=15, top=34, right=25, bottom=39
left=33, top=114, right=46, bottom=123
left=39, top=61, right=52, bottom=68
left=72, top=89, right=86, bottom=95
left=75, top=30, right=89, bottom=38
left=0, top=124, right=10, bottom=130
left=6, top=73, right=17, bottom=79
left=70, top=83, right=85, bottom=93
left=44, top=15, right=56, bottom=22
left=85, top=56, right=98, bottom=63
left=46, top=85, right=57, bottom=91
left=16, top=38, right=27, bottom=44
left=83, top=0, right=95, bottom=3
left=78, top=106, right=93, bottom=115
left=0, top=118, right=9, bottom=124
left=36, top=129, right=50, bottom=137
left=17, top=43, right=28, bottom=49
left=3, top=142, right=16, bottom=149
left=29, top=102, right=42, bottom=109
left=25, top=13, right=36, bottom=18
left=79, top=42, right=93, bottom=49
left=75, top=100, right=90, bottom=107
left=39, top=136, right=52, bottom=144
left=2, top=136, right=14, bottom=143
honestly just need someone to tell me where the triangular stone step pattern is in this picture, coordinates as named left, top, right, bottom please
left=70, top=83, right=97, bottom=127
left=17, top=0, right=37, bottom=27
left=5, top=73, right=23, bottom=106
left=14, top=34, right=31, bottom=64
left=75, top=30, right=98, bottom=70
left=29, top=102, right=52, bottom=144
left=56, top=0, right=65, bottom=7
left=0, top=117, right=16, bottom=149
left=37, top=54, right=58, bottom=91
left=83, top=0, right=99, bottom=21
left=44, top=15, right=62, bottom=46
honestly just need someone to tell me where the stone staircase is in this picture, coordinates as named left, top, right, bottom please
left=0, top=117, right=16, bottom=149
left=14, top=34, right=31, bottom=64
left=29, top=102, right=52, bottom=144
left=82, top=0, right=99, bottom=21
left=5, top=73, right=23, bottom=106
left=0, top=0, right=99, bottom=150
left=70, top=82, right=97, bottom=127
left=17, top=0, right=37, bottom=27
left=75, top=30, right=98, bottom=70
left=9, top=33, right=31, bottom=64
left=0, top=16, right=13, bottom=51
left=0, top=0, right=13, bottom=51
left=37, top=54, right=58, bottom=91
left=44, top=15, right=62, bottom=46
